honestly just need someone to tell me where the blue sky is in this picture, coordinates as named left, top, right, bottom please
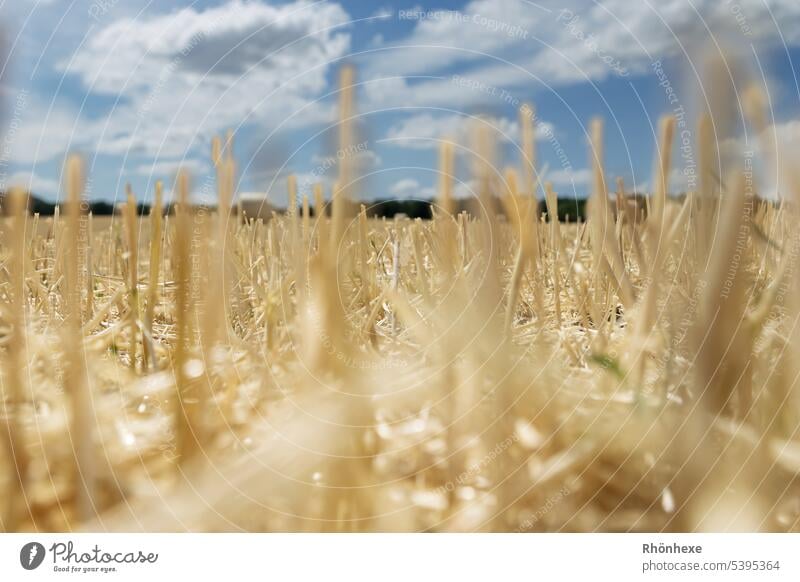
left=1, top=0, right=799, bottom=206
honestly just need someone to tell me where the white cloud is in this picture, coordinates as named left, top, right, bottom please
left=381, top=112, right=553, bottom=150
left=362, top=0, right=800, bottom=105
left=668, top=167, right=692, bottom=193
left=454, top=178, right=479, bottom=199
left=5, top=171, right=60, bottom=197
left=4, top=97, right=82, bottom=165
left=368, top=7, right=393, bottom=21
left=419, top=185, right=436, bottom=198
left=59, top=0, right=351, bottom=160
left=311, top=148, right=382, bottom=172
left=357, top=149, right=382, bottom=171
left=361, top=70, right=536, bottom=113
left=66, top=0, right=349, bottom=92
left=133, top=158, right=208, bottom=177
left=546, top=167, right=592, bottom=188
left=389, top=178, right=419, bottom=198
left=365, top=0, right=538, bottom=80
left=387, top=178, right=486, bottom=200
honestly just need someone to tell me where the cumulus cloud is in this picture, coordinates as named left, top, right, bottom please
left=382, top=112, right=553, bottom=150
left=133, top=158, right=208, bottom=177
left=454, top=178, right=479, bottom=199
left=389, top=177, right=420, bottom=198
left=66, top=0, right=349, bottom=92
left=6, top=170, right=60, bottom=197
left=4, top=96, right=81, bottom=165
left=57, top=0, right=351, bottom=160
left=363, top=0, right=800, bottom=104
left=547, top=167, right=592, bottom=187
left=311, top=148, right=382, bottom=172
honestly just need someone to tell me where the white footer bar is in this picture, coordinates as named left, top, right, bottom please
left=1, top=533, right=797, bottom=581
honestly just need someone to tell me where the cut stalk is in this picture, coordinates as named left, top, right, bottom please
left=330, top=65, right=355, bottom=252
left=313, top=183, right=326, bottom=251
left=437, top=139, right=457, bottom=273
left=145, top=181, right=163, bottom=370
left=544, top=182, right=563, bottom=326
left=359, top=204, right=370, bottom=301
left=64, top=155, right=96, bottom=523
left=123, top=185, right=139, bottom=371
left=301, top=194, right=310, bottom=249
left=3, top=189, right=30, bottom=530
left=174, top=171, right=199, bottom=466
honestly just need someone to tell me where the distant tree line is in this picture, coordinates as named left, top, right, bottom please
left=0, top=192, right=601, bottom=223
left=7, top=191, right=777, bottom=224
